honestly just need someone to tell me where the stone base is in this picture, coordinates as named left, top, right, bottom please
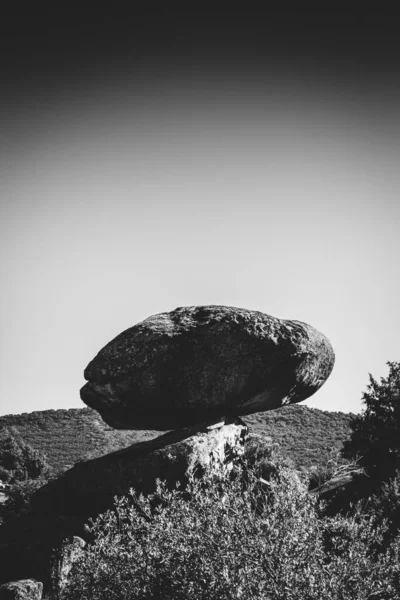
left=0, top=418, right=248, bottom=590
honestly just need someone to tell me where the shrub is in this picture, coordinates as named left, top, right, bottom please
left=0, top=426, right=50, bottom=484
left=59, top=465, right=400, bottom=600
left=0, top=426, right=53, bottom=524
left=1, top=477, right=50, bottom=523
left=367, top=471, right=400, bottom=544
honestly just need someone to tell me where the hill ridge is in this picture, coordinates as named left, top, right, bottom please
left=0, top=405, right=355, bottom=473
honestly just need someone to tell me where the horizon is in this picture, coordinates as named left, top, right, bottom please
left=1, top=9, right=399, bottom=419
left=0, top=397, right=359, bottom=420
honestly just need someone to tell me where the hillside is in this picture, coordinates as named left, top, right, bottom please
left=0, top=405, right=355, bottom=475
left=243, top=405, right=355, bottom=469
left=0, top=408, right=161, bottom=474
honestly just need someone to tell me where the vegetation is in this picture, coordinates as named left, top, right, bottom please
left=50, top=364, right=400, bottom=598
left=0, top=427, right=53, bottom=523
left=244, top=405, right=354, bottom=470
left=0, top=426, right=50, bottom=484
left=343, top=361, right=400, bottom=484
left=2, top=364, right=400, bottom=597
left=58, top=451, right=400, bottom=600
left=0, top=405, right=354, bottom=476
left=327, top=362, right=400, bottom=539
left=0, top=409, right=161, bottom=474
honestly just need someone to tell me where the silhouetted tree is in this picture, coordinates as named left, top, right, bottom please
left=343, top=361, right=400, bottom=484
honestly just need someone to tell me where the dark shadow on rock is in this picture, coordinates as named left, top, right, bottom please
left=80, top=305, right=335, bottom=429
left=0, top=418, right=247, bottom=590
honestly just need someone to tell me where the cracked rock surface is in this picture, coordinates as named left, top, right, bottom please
left=81, top=305, right=335, bottom=430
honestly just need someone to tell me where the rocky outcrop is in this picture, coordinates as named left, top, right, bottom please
left=0, top=419, right=247, bottom=589
left=30, top=418, right=247, bottom=517
left=0, top=580, right=42, bottom=599
left=49, top=537, right=86, bottom=600
left=0, top=305, right=336, bottom=593
left=81, top=305, right=335, bottom=429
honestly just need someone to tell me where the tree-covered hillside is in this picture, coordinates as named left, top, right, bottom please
left=243, top=405, right=354, bottom=469
left=0, top=405, right=354, bottom=475
left=0, top=409, right=160, bottom=474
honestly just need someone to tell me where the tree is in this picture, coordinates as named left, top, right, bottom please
left=0, top=426, right=50, bottom=484
left=0, top=427, right=52, bottom=523
left=343, top=361, right=400, bottom=484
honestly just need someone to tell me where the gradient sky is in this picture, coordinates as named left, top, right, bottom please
left=1, top=9, right=399, bottom=418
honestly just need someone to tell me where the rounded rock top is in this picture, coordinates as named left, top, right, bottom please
left=80, top=305, right=335, bottom=430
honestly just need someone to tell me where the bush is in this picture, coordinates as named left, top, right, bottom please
left=0, top=477, right=49, bottom=523
left=0, top=426, right=53, bottom=524
left=59, top=464, right=400, bottom=600
left=0, top=426, right=50, bottom=484
left=343, top=361, right=400, bottom=484
left=367, top=471, right=400, bottom=545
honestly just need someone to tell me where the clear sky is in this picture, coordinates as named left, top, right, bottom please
left=1, top=10, right=399, bottom=418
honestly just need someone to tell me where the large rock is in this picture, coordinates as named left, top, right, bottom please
left=0, top=580, right=42, bottom=600
left=0, top=419, right=247, bottom=588
left=30, top=418, right=247, bottom=518
left=81, top=305, right=335, bottom=429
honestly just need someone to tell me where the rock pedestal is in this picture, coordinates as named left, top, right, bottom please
left=30, top=418, right=247, bottom=517
left=0, top=305, right=335, bottom=594
left=0, top=419, right=247, bottom=590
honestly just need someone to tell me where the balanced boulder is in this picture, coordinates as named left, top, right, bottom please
left=81, top=305, right=335, bottom=430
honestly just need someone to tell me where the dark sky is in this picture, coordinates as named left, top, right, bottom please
left=1, top=8, right=399, bottom=416
left=2, top=8, right=400, bottom=101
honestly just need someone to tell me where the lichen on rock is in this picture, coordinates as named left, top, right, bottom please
left=80, top=305, right=335, bottom=430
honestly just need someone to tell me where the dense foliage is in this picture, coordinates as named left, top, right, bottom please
left=343, top=361, right=400, bottom=484
left=244, top=405, right=354, bottom=470
left=0, top=426, right=50, bottom=484
left=0, top=409, right=160, bottom=474
left=59, top=461, right=400, bottom=600
left=2, top=366, right=400, bottom=598
left=324, top=362, right=400, bottom=537
left=0, top=427, right=53, bottom=523
left=0, top=405, right=353, bottom=475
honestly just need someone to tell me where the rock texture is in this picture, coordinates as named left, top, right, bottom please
left=81, top=305, right=335, bottom=429
left=30, top=418, right=247, bottom=517
left=0, top=580, right=42, bottom=600
left=49, top=537, right=86, bottom=600
left=0, top=419, right=247, bottom=589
